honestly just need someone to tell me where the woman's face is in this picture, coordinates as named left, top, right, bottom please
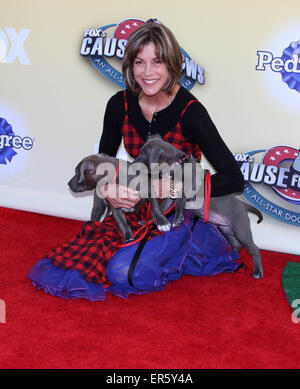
left=133, top=42, right=169, bottom=97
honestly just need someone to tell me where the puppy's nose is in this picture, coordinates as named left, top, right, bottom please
left=68, top=177, right=76, bottom=191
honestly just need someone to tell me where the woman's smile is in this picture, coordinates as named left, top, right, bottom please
left=133, top=42, right=169, bottom=97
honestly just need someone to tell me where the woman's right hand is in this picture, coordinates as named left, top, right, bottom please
left=98, top=183, right=140, bottom=210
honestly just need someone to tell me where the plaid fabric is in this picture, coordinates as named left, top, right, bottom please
left=163, top=100, right=202, bottom=161
left=122, top=91, right=202, bottom=161
left=48, top=91, right=203, bottom=285
left=121, top=91, right=146, bottom=158
left=48, top=203, right=162, bottom=285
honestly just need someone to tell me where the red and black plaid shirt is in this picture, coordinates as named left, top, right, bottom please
left=48, top=91, right=202, bottom=285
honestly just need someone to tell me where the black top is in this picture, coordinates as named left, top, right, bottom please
left=99, top=86, right=245, bottom=197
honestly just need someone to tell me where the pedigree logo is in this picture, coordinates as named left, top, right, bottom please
left=236, top=146, right=300, bottom=227
left=256, top=39, right=300, bottom=93
left=0, top=117, right=33, bottom=165
left=80, top=18, right=204, bottom=91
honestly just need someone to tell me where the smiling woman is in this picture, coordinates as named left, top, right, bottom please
left=27, top=20, right=244, bottom=301
left=122, top=22, right=183, bottom=123
left=133, top=43, right=169, bottom=96
left=122, top=21, right=182, bottom=95
left=132, top=42, right=178, bottom=122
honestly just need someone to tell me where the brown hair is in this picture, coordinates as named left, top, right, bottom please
left=122, top=21, right=183, bottom=94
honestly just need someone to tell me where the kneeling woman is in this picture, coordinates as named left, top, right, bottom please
left=27, top=20, right=244, bottom=300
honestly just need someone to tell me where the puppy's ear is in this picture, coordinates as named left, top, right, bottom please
left=78, top=168, right=85, bottom=184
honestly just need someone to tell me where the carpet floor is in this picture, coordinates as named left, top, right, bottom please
left=0, top=206, right=300, bottom=369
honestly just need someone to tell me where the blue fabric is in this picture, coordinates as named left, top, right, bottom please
left=27, top=212, right=240, bottom=301
left=182, top=215, right=240, bottom=276
left=107, top=212, right=193, bottom=298
left=107, top=212, right=240, bottom=298
left=27, top=257, right=106, bottom=301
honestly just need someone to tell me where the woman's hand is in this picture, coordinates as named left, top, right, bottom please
left=152, top=177, right=172, bottom=198
left=98, top=177, right=180, bottom=210
left=99, top=183, right=140, bottom=210
left=152, top=177, right=183, bottom=198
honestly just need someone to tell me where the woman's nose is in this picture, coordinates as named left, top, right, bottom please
left=144, top=62, right=153, bottom=75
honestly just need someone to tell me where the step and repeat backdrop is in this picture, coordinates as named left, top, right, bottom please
left=1, top=0, right=299, bottom=254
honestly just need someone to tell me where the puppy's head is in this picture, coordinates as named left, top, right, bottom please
left=135, top=134, right=184, bottom=168
left=68, top=154, right=110, bottom=193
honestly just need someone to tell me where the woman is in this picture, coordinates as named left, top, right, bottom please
left=28, top=20, right=244, bottom=301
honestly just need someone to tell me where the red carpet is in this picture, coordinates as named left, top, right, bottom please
left=1, top=205, right=300, bottom=370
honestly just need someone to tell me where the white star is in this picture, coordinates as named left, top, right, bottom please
left=284, top=149, right=290, bottom=154
left=125, top=24, right=131, bottom=29
left=120, top=30, right=126, bottom=35
left=132, top=22, right=138, bottom=27
left=275, top=151, right=281, bottom=156
left=270, top=156, right=276, bottom=161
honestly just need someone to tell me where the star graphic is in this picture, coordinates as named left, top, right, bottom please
left=114, top=19, right=145, bottom=40
left=262, top=145, right=300, bottom=203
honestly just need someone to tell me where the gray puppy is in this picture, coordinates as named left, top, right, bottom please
left=68, top=153, right=172, bottom=243
left=135, top=134, right=264, bottom=279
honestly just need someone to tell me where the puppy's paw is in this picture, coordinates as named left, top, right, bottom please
left=123, top=230, right=134, bottom=243
left=172, top=216, right=184, bottom=228
left=252, top=268, right=263, bottom=279
left=172, top=221, right=182, bottom=228
left=157, top=221, right=171, bottom=232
